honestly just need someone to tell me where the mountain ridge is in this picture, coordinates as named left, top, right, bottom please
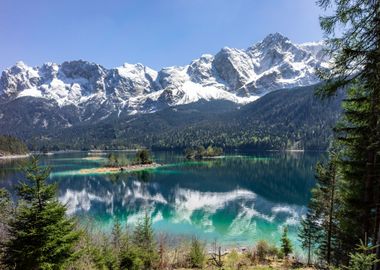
left=0, top=33, right=327, bottom=117
left=0, top=33, right=336, bottom=151
left=5, top=83, right=342, bottom=151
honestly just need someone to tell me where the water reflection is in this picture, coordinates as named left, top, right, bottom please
left=0, top=151, right=323, bottom=246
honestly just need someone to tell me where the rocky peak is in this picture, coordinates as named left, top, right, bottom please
left=0, top=33, right=328, bottom=117
left=261, top=32, right=290, bottom=47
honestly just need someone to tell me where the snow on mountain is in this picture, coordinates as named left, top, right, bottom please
left=0, top=33, right=327, bottom=120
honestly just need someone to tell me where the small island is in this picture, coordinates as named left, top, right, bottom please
left=79, top=149, right=161, bottom=175
left=185, top=145, right=223, bottom=160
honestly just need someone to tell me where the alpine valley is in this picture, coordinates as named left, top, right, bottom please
left=0, top=33, right=342, bottom=151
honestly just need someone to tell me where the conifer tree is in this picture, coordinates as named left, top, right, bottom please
left=189, top=237, right=205, bottom=268
left=2, top=156, right=80, bottom=270
left=314, top=157, right=341, bottom=264
left=281, top=226, right=293, bottom=259
left=107, top=217, right=124, bottom=269
left=316, top=0, right=380, bottom=266
left=298, top=211, right=320, bottom=265
left=347, top=241, right=380, bottom=270
left=0, top=189, right=12, bottom=268
left=111, top=217, right=123, bottom=251
left=132, top=212, right=158, bottom=269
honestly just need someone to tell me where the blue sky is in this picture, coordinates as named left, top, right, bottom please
left=0, top=0, right=324, bottom=71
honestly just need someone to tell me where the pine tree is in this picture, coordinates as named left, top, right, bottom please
left=0, top=189, right=12, bottom=268
left=316, top=0, right=380, bottom=266
left=347, top=241, right=380, bottom=270
left=281, top=226, right=293, bottom=259
left=189, top=237, right=205, bottom=268
left=314, top=157, right=342, bottom=265
left=298, top=211, right=320, bottom=265
left=132, top=212, right=158, bottom=269
left=333, top=85, right=376, bottom=262
left=2, top=156, right=80, bottom=270
left=101, top=232, right=118, bottom=270
left=111, top=217, right=123, bottom=251
left=108, top=217, right=123, bottom=269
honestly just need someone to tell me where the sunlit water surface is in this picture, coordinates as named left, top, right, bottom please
left=0, top=151, right=323, bottom=251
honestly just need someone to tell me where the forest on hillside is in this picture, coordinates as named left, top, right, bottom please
left=25, top=84, right=343, bottom=152
left=0, top=135, right=29, bottom=156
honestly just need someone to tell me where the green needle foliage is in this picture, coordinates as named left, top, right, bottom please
left=189, top=237, right=205, bottom=268
left=2, top=156, right=80, bottom=270
left=131, top=212, right=158, bottom=269
left=298, top=211, right=320, bottom=265
left=297, top=0, right=380, bottom=267
left=280, top=226, right=293, bottom=259
left=347, top=242, right=380, bottom=270
left=0, top=135, right=29, bottom=156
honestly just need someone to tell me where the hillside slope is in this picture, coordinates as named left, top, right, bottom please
left=27, top=83, right=342, bottom=151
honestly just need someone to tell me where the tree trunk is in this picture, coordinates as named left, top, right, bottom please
left=308, top=238, right=311, bottom=265
left=375, top=222, right=380, bottom=270
left=327, top=164, right=336, bottom=265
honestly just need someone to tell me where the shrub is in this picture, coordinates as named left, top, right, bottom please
left=189, top=237, right=205, bottom=268
left=256, top=240, right=270, bottom=262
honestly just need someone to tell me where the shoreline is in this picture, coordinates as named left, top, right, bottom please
left=78, top=163, right=161, bottom=175
left=0, top=153, right=30, bottom=160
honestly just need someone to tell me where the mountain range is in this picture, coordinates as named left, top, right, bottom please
left=0, top=33, right=340, bottom=150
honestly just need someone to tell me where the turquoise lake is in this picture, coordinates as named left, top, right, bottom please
left=0, top=151, right=323, bottom=250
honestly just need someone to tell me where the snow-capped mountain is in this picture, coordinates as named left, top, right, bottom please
left=0, top=33, right=327, bottom=128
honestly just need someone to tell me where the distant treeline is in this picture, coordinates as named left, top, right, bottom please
left=0, top=135, right=29, bottom=156
left=23, top=84, right=343, bottom=152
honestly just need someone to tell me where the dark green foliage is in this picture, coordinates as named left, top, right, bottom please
left=280, top=226, right=292, bottom=258
left=0, top=189, right=12, bottom=268
left=134, top=149, right=152, bottom=165
left=67, top=219, right=131, bottom=270
left=20, top=84, right=343, bottom=151
left=306, top=84, right=380, bottom=266
left=2, top=156, right=80, bottom=270
left=107, top=153, right=119, bottom=167
left=313, top=157, right=342, bottom=265
left=101, top=233, right=119, bottom=270
left=317, top=0, right=380, bottom=248
left=111, top=218, right=123, bottom=251
left=130, top=212, right=158, bottom=269
left=0, top=188, right=12, bottom=224
left=107, top=153, right=130, bottom=167
left=66, top=229, right=117, bottom=270
left=298, top=212, right=320, bottom=265
left=120, top=246, right=144, bottom=270
left=189, top=237, right=205, bottom=268
left=299, top=153, right=345, bottom=266
left=297, top=0, right=380, bottom=267
left=185, top=145, right=223, bottom=159
left=0, top=135, right=28, bottom=156
left=346, top=242, right=380, bottom=270
left=332, top=85, right=376, bottom=262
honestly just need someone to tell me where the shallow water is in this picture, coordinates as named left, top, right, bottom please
left=0, top=150, right=323, bottom=250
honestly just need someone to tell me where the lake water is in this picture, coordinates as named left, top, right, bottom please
left=0, top=151, right=323, bottom=250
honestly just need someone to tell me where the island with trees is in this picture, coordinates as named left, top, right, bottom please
left=78, top=149, right=161, bottom=175
left=0, top=156, right=299, bottom=269
left=1, top=0, right=380, bottom=269
left=185, top=145, right=223, bottom=160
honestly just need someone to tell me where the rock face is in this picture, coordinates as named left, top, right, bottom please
left=0, top=33, right=328, bottom=133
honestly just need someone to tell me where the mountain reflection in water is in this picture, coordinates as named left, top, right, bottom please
left=0, top=151, right=323, bottom=247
